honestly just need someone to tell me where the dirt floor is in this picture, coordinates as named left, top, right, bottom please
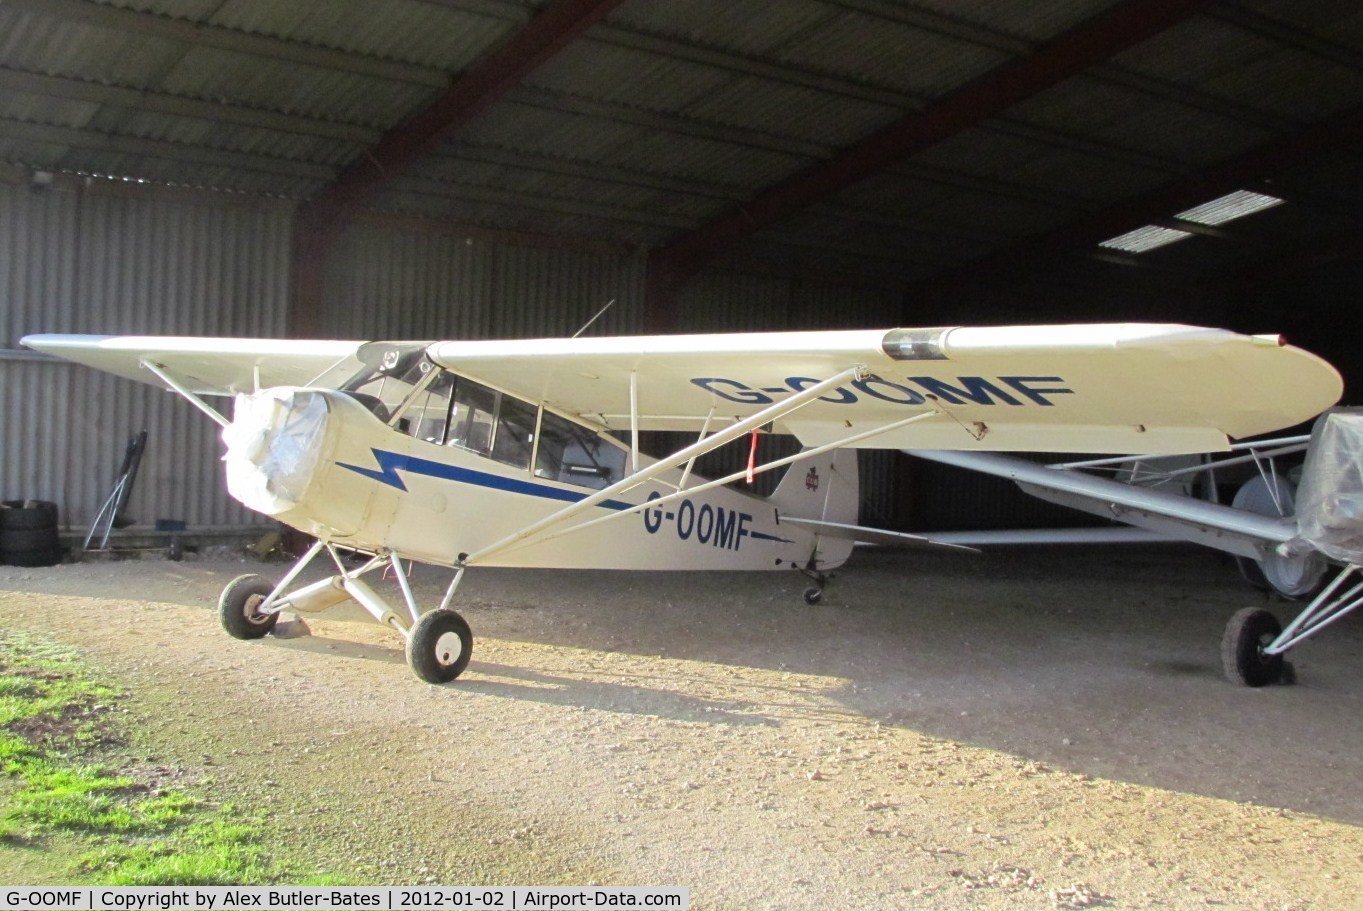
left=1, top=543, right=1361, bottom=909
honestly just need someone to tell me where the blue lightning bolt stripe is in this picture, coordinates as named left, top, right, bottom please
left=338, top=449, right=634, bottom=511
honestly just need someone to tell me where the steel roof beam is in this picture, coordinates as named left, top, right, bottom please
left=504, top=86, right=833, bottom=160
left=649, top=0, right=1219, bottom=288
left=507, top=86, right=1187, bottom=199
left=588, top=23, right=914, bottom=110
left=305, top=0, right=628, bottom=220
left=291, top=0, right=627, bottom=337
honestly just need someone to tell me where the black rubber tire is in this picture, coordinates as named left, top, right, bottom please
left=2, top=527, right=61, bottom=551
left=803, top=586, right=823, bottom=606
left=406, top=609, right=473, bottom=684
left=1221, top=607, right=1285, bottom=687
left=1, top=500, right=62, bottom=567
left=0, top=500, right=58, bottom=529
left=2, top=547, right=64, bottom=568
left=219, top=574, right=279, bottom=640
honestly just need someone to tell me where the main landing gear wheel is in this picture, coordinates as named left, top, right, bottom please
left=803, top=586, right=823, bottom=605
left=1221, top=607, right=1285, bottom=687
left=219, top=574, right=279, bottom=640
left=406, top=608, right=473, bottom=684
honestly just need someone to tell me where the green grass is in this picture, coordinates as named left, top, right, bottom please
left=0, top=631, right=316, bottom=885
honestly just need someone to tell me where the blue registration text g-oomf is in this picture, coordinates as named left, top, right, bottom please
left=690, top=375, right=1075, bottom=407
left=642, top=492, right=757, bottom=551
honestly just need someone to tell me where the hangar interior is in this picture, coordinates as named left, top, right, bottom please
left=1, top=0, right=1361, bottom=534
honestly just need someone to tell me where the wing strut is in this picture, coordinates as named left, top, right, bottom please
left=140, top=360, right=231, bottom=429
left=525, top=408, right=944, bottom=550
left=678, top=405, right=717, bottom=491
left=460, top=366, right=867, bottom=566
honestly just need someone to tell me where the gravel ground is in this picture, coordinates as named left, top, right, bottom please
left=1, top=543, right=1361, bottom=910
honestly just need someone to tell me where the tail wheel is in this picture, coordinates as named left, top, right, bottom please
left=1221, top=607, right=1285, bottom=687
left=406, top=608, right=473, bottom=684
left=219, top=574, right=279, bottom=640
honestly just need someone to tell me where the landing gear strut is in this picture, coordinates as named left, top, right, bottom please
left=798, top=556, right=829, bottom=606
left=1221, top=563, right=1363, bottom=687
left=216, top=540, right=474, bottom=684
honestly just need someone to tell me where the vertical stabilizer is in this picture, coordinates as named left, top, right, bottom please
left=769, top=449, right=859, bottom=568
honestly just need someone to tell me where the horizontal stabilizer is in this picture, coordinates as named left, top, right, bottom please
left=780, top=516, right=979, bottom=554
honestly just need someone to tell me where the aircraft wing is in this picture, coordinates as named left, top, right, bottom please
left=22, top=335, right=363, bottom=396
left=24, top=325, right=1341, bottom=455
left=429, top=324, right=1341, bottom=455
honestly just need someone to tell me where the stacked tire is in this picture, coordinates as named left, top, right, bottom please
left=0, top=500, right=63, bottom=567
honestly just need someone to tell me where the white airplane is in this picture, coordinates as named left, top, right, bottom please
left=22, top=324, right=1344, bottom=685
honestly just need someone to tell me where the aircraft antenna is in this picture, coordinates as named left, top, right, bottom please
left=571, top=298, right=615, bottom=338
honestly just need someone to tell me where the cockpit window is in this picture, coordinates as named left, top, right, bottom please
left=404, top=371, right=454, bottom=444
left=356, top=363, right=627, bottom=491
left=447, top=380, right=498, bottom=455
left=493, top=397, right=537, bottom=470
left=339, top=343, right=435, bottom=425
left=535, top=410, right=627, bottom=490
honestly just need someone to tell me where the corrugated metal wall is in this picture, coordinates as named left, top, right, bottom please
left=0, top=179, right=661, bottom=530
left=0, top=174, right=1000, bottom=533
left=319, top=225, right=647, bottom=340
left=1, top=177, right=292, bottom=529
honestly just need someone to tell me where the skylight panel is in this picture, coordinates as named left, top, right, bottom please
left=1098, top=188, right=1287, bottom=256
left=1098, top=225, right=1192, bottom=254
left=1175, top=189, right=1284, bottom=226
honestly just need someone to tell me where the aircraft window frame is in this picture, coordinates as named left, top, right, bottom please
left=436, top=373, right=628, bottom=490
left=338, top=346, right=438, bottom=427
left=533, top=405, right=628, bottom=490
left=396, top=368, right=454, bottom=444
left=446, top=377, right=499, bottom=457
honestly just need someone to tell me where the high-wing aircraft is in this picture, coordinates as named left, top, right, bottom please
left=22, top=324, right=1344, bottom=685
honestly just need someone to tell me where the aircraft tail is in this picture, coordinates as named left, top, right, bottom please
left=769, top=448, right=860, bottom=525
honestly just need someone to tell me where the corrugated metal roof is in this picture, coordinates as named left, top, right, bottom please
left=909, top=0, right=1125, bottom=43
left=98, top=0, right=518, bottom=71
left=526, top=40, right=734, bottom=112
left=680, top=77, right=900, bottom=148
left=773, top=9, right=1011, bottom=98
left=600, top=132, right=809, bottom=190
left=458, top=101, right=648, bottom=164
left=158, top=48, right=441, bottom=128
left=2, top=0, right=1363, bottom=305
left=607, top=0, right=836, bottom=58
left=1112, top=15, right=1363, bottom=122
left=0, top=10, right=189, bottom=85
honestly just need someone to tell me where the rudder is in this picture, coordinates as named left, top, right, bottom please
left=770, top=449, right=859, bottom=571
left=769, top=448, right=859, bottom=525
